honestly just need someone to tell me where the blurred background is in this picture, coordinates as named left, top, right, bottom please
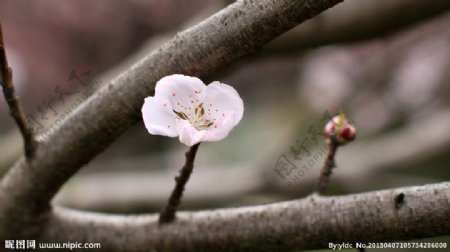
left=0, top=0, right=449, bottom=250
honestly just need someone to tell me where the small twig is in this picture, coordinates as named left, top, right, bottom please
left=0, top=21, right=37, bottom=158
left=314, top=139, right=339, bottom=194
left=159, top=143, right=200, bottom=224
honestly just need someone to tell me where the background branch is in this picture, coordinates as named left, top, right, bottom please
left=0, top=0, right=344, bottom=238
left=41, top=182, right=450, bottom=252
left=266, top=0, right=450, bottom=52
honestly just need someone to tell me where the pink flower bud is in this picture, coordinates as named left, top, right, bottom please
left=324, top=114, right=356, bottom=145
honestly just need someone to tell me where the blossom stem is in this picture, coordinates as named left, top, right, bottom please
left=314, top=139, right=339, bottom=194
left=159, top=143, right=200, bottom=224
left=0, top=22, right=37, bottom=158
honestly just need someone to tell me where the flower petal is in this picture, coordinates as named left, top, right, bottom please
left=203, top=81, right=244, bottom=126
left=202, top=112, right=236, bottom=142
left=141, top=97, right=178, bottom=137
left=176, top=120, right=206, bottom=146
left=155, top=74, right=207, bottom=112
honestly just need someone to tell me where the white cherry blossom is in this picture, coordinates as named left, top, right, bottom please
left=142, top=74, right=244, bottom=146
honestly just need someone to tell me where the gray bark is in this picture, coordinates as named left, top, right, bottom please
left=40, top=182, right=450, bottom=251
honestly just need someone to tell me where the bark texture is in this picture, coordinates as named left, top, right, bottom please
left=40, top=183, right=450, bottom=251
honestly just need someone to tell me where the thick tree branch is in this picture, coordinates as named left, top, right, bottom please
left=0, top=22, right=37, bottom=158
left=0, top=130, right=21, bottom=175
left=0, top=0, right=344, bottom=238
left=40, top=182, right=450, bottom=251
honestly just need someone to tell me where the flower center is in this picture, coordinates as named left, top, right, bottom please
left=174, top=103, right=213, bottom=131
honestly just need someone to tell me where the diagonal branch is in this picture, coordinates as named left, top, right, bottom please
left=40, top=182, right=450, bottom=252
left=0, top=22, right=37, bottom=158
left=0, top=0, right=344, bottom=238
